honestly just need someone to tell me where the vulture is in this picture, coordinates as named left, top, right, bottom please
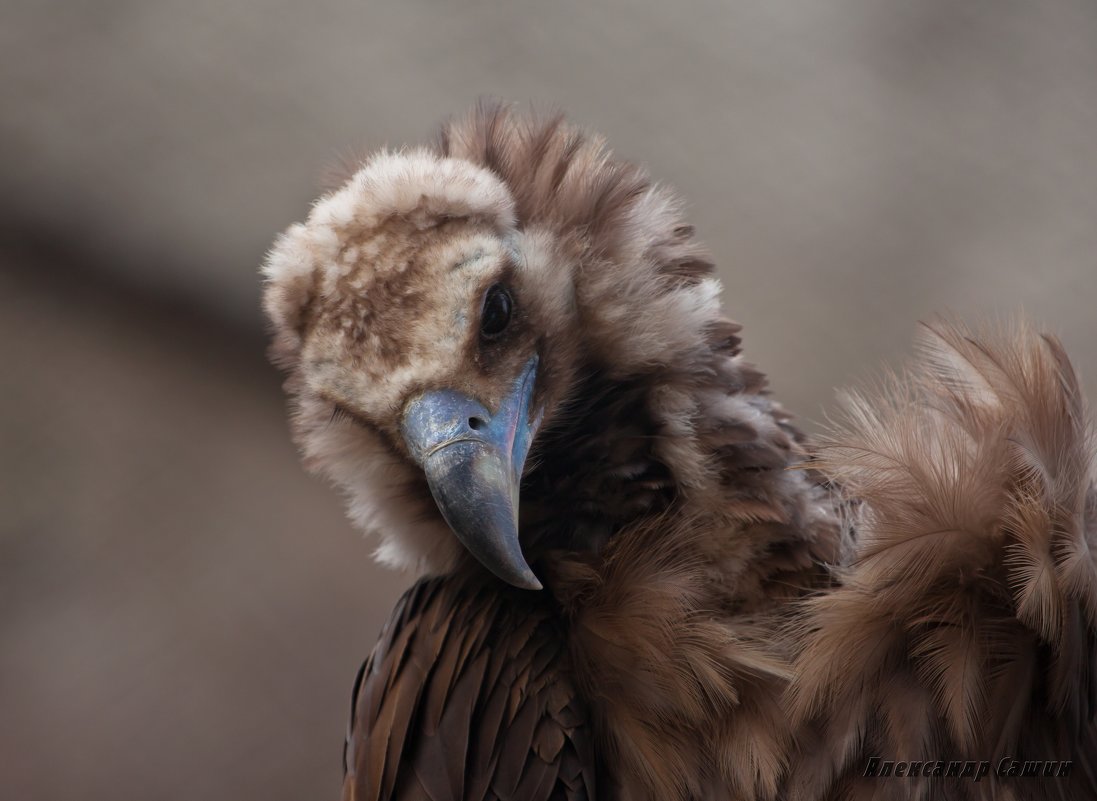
left=262, top=103, right=1097, bottom=801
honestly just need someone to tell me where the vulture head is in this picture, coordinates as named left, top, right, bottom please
left=263, top=104, right=766, bottom=590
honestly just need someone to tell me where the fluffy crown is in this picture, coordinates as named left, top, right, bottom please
left=263, top=148, right=516, bottom=364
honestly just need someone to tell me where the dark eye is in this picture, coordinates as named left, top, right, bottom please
left=479, top=284, right=513, bottom=339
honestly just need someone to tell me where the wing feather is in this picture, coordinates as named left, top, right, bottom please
left=343, top=574, right=595, bottom=801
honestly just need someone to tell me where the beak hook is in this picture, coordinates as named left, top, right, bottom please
left=400, top=356, right=542, bottom=590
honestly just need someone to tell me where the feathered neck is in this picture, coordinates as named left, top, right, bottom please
left=526, top=332, right=847, bottom=801
left=518, top=324, right=822, bottom=562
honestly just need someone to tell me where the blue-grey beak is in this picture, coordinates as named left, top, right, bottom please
left=400, top=356, right=543, bottom=590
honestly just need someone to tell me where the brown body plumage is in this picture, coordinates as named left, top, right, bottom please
left=263, top=103, right=1096, bottom=801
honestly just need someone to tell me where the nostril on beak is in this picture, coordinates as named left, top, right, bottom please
left=468, top=416, right=487, bottom=431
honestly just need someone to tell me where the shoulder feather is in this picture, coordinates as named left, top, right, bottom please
left=787, top=318, right=1097, bottom=800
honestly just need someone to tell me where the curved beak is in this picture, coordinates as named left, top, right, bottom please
left=400, top=356, right=543, bottom=590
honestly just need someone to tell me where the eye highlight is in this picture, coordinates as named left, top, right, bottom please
left=479, top=284, right=513, bottom=339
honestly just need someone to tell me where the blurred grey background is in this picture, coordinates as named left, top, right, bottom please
left=2, top=2, right=1096, bottom=799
